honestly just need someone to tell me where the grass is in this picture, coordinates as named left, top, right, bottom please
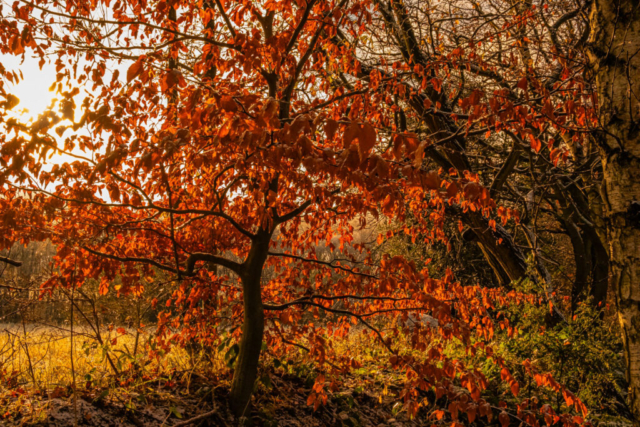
left=0, top=323, right=203, bottom=391
left=0, top=321, right=401, bottom=395
left=0, top=321, right=419, bottom=426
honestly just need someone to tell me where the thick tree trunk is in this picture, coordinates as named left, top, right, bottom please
left=588, top=1, right=640, bottom=422
left=229, top=233, right=270, bottom=418
left=590, top=236, right=610, bottom=305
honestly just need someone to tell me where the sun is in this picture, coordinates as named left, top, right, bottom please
left=2, top=54, right=59, bottom=124
left=2, top=53, right=86, bottom=166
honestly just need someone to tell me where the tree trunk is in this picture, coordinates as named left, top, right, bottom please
left=588, top=1, right=640, bottom=422
left=229, top=234, right=270, bottom=418
left=463, top=212, right=528, bottom=286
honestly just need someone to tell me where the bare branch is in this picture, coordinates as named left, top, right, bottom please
left=267, top=252, right=377, bottom=278
left=0, top=256, right=22, bottom=267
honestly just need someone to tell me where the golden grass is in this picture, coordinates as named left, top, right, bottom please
left=0, top=319, right=425, bottom=399
left=0, top=323, right=211, bottom=391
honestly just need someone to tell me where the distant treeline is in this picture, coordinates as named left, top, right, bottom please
left=0, top=241, right=163, bottom=327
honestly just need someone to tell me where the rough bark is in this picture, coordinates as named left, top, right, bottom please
left=588, top=0, right=640, bottom=422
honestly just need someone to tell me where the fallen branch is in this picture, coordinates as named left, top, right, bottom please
left=173, top=409, right=228, bottom=427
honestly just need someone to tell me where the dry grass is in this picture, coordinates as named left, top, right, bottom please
left=0, top=322, right=411, bottom=426
left=0, top=323, right=215, bottom=392
left=0, top=321, right=403, bottom=392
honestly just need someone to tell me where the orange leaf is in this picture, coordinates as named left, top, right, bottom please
left=307, top=392, right=316, bottom=406
left=392, top=134, right=404, bottom=160
left=161, top=70, right=181, bottom=92
left=510, top=380, right=519, bottom=397
left=413, top=141, right=427, bottom=168
left=127, top=59, right=144, bottom=83
left=467, top=404, right=477, bottom=423
left=528, top=134, right=541, bottom=153
left=498, top=411, right=510, bottom=427
left=358, top=122, right=377, bottom=161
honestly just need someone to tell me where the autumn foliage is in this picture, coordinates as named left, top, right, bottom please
left=0, top=0, right=608, bottom=424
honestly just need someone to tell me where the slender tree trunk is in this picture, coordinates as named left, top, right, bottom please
left=229, top=233, right=270, bottom=418
left=588, top=1, right=640, bottom=423
left=229, top=273, right=264, bottom=418
left=463, top=212, right=528, bottom=285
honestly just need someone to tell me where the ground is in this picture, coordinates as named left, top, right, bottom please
left=0, top=324, right=434, bottom=426
left=0, top=369, right=432, bottom=426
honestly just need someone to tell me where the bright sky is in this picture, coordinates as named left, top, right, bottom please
left=3, top=54, right=58, bottom=123
left=1, top=53, right=95, bottom=167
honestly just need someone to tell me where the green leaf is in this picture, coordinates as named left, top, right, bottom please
left=260, top=373, right=272, bottom=389
left=93, top=389, right=109, bottom=403
left=170, top=406, right=183, bottom=419
left=225, top=343, right=239, bottom=368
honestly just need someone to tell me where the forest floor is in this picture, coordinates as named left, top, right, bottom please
left=0, top=324, right=430, bottom=426
left=0, top=324, right=633, bottom=426
left=0, top=368, right=427, bottom=426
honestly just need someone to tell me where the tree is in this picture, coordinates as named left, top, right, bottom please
left=587, top=0, right=640, bottom=423
left=352, top=0, right=607, bottom=310
left=0, top=0, right=594, bottom=422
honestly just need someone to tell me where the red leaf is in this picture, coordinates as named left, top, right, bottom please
left=358, top=122, right=377, bottom=161
left=342, top=122, right=360, bottom=148
left=446, top=181, right=459, bottom=198
left=423, top=171, right=441, bottom=189
left=517, top=77, right=528, bottom=90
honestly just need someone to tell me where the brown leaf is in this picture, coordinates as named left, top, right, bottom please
left=423, top=171, right=441, bottom=189
left=342, top=122, right=360, bottom=148
left=324, top=119, right=339, bottom=140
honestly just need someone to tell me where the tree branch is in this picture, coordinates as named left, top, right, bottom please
left=213, top=0, right=237, bottom=38
left=275, top=199, right=312, bottom=223
left=267, top=252, right=377, bottom=278
left=185, top=252, right=243, bottom=275
left=0, top=256, right=22, bottom=267
left=82, top=246, right=179, bottom=274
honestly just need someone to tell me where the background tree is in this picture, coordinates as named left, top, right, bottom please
left=330, top=0, right=606, bottom=314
